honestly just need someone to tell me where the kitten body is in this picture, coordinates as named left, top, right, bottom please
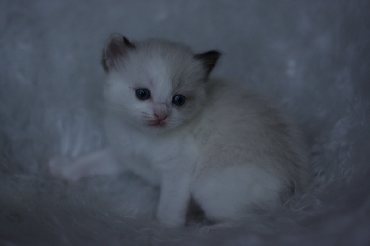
left=50, top=35, right=311, bottom=227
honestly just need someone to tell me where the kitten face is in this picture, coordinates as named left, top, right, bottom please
left=102, top=36, right=220, bottom=133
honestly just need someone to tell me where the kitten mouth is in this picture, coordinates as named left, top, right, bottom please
left=147, top=120, right=166, bottom=127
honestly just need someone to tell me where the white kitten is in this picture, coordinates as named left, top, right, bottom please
left=50, top=34, right=311, bottom=227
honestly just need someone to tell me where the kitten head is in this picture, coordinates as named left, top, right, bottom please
left=102, top=34, right=220, bottom=132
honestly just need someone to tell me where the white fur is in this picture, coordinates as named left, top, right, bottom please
left=50, top=37, right=311, bottom=227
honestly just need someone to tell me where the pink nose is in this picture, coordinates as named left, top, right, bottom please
left=154, top=113, right=168, bottom=121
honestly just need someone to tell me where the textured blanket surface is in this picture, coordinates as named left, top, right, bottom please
left=1, top=1, right=370, bottom=245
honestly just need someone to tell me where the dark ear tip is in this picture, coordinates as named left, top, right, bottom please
left=209, top=50, right=222, bottom=58
left=194, top=50, right=221, bottom=60
left=194, top=50, right=221, bottom=75
left=106, top=33, right=124, bottom=44
left=105, top=33, right=135, bottom=49
left=102, top=33, right=136, bottom=72
left=123, top=36, right=136, bottom=49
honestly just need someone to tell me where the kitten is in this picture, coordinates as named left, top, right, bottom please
left=49, top=34, right=311, bottom=227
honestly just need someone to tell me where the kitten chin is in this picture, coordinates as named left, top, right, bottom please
left=50, top=34, right=312, bottom=229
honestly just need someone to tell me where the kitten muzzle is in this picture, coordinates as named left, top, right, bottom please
left=148, top=120, right=167, bottom=127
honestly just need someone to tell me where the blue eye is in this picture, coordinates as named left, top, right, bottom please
left=135, top=88, right=151, bottom=100
left=172, top=94, right=186, bottom=106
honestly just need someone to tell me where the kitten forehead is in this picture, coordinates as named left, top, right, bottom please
left=140, top=41, right=194, bottom=68
left=128, top=40, right=204, bottom=89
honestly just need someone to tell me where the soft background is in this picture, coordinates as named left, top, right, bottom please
left=1, top=0, right=370, bottom=245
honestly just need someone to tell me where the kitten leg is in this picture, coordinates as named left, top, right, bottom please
left=192, top=166, right=282, bottom=227
left=49, top=148, right=121, bottom=182
left=156, top=170, right=192, bottom=227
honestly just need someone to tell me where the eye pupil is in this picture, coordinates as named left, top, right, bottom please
left=172, top=95, right=186, bottom=106
left=135, top=88, right=150, bottom=100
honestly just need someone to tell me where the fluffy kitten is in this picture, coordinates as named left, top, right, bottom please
left=50, top=34, right=311, bottom=227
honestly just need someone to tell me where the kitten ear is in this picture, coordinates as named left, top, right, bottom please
left=194, top=50, right=221, bottom=77
left=101, top=34, right=136, bottom=72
